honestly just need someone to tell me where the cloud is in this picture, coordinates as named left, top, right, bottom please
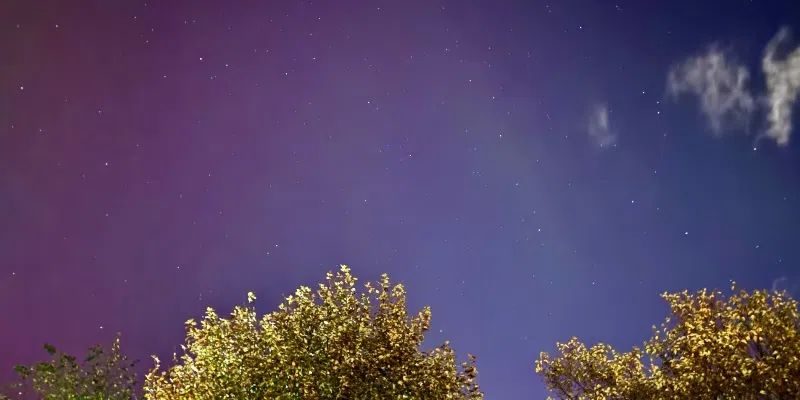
left=587, top=103, right=617, bottom=148
left=771, top=276, right=788, bottom=293
left=667, top=46, right=755, bottom=135
left=761, top=27, right=800, bottom=147
left=771, top=275, right=800, bottom=297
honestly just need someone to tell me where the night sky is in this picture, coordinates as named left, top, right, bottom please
left=2, top=0, right=800, bottom=398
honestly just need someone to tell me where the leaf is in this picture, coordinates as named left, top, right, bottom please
left=141, top=267, right=484, bottom=399
left=43, top=344, right=56, bottom=355
left=536, top=286, right=800, bottom=399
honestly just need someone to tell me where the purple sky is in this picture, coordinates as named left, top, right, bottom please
left=2, top=0, right=800, bottom=397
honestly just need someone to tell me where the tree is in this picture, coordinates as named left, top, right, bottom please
left=535, top=283, right=800, bottom=400
left=1, top=334, right=138, bottom=400
left=143, top=265, right=482, bottom=400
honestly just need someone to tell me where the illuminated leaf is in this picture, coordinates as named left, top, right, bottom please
left=142, top=265, right=482, bottom=399
left=536, top=285, right=800, bottom=399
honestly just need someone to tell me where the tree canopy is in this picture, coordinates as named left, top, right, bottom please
left=5, top=271, right=799, bottom=399
left=143, top=265, right=482, bottom=399
left=0, top=335, right=137, bottom=400
left=535, top=283, right=800, bottom=400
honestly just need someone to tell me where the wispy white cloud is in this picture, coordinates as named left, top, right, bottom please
left=771, top=275, right=800, bottom=297
left=587, top=103, right=616, bottom=148
left=667, top=46, right=755, bottom=135
left=772, top=276, right=788, bottom=293
left=761, top=27, right=800, bottom=147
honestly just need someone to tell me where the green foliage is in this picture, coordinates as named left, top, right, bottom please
left=143, top=265, right=482, bottom=400
left=1, top=334, right=138, bottom=400
left=536, top=283, right=800, bottom=399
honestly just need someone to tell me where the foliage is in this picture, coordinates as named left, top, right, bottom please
left=0, top=334, right=138, bottom=400
left=535, top=283, right=800, bottom=399
left=143, top=265, right=482, bottom=400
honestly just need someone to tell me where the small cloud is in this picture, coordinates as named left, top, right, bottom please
left=761, top=27, right=800, bottom=147
left=771, top=275, right=799, bottom=298
left=667, top=46, right=755, bottom=135
left=587, top=103, right=616, bottom=148
left=771, top=276, right=788, bottom=293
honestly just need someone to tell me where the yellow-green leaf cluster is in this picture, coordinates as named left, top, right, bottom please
left=536, top=284, right=800, bottom=399
left=1, top=334, right=138, bottom=400
left=143, top=265, right=482, bottom=399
